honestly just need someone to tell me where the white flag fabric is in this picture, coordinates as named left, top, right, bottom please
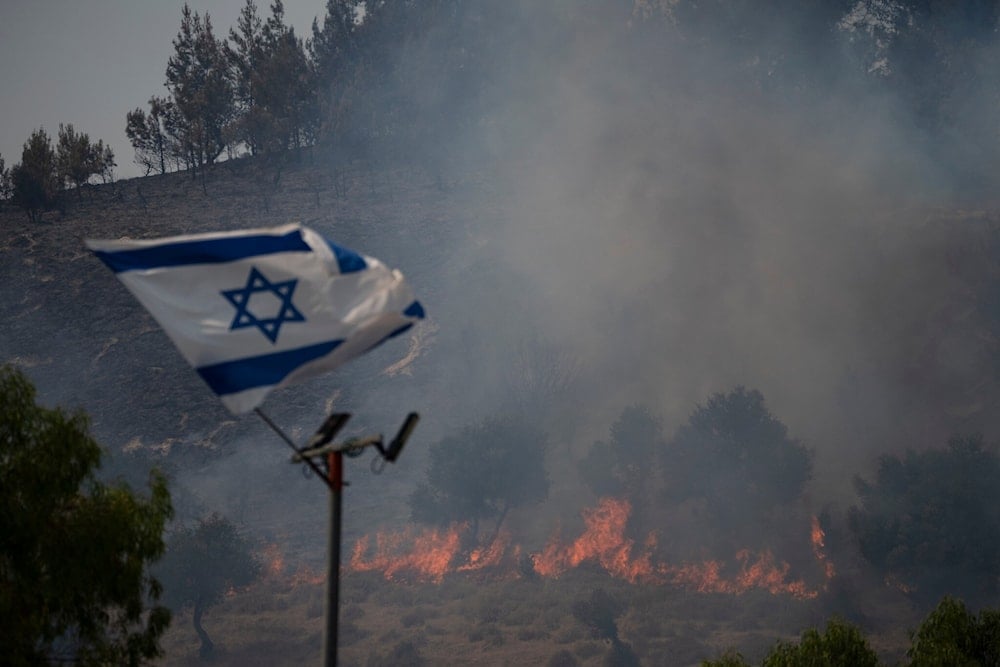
left=87, top=223, right=424, bottom=413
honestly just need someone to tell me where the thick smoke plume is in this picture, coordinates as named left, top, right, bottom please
left=432, top=3, right=1000, bottom=502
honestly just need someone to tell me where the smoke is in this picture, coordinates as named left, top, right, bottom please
left=9, top=3, right=1000, bottom=621
left=409, top=2, right=1000, bottom=506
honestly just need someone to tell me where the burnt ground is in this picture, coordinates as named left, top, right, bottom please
left=0, top=155, right=982, bottom=665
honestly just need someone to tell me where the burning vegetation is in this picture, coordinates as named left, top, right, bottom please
left=348, top=496, right=832, bottom=600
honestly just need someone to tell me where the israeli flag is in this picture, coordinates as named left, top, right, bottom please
left=87, top=223, right=425, bottom=413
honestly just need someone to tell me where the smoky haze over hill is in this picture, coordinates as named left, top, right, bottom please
left=425, top=2, right=1000, bottom=499
left=4, top=2, right=1000, bottom=660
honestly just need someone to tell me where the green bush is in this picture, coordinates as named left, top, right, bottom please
left=704, top=619, right=878, bottom=667
left=908, top=596, right=1000, bottom=666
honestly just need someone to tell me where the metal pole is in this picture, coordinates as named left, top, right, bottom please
left=323, top=451, right=343, bottom=667
left=268, top=411, right=417, bottom=666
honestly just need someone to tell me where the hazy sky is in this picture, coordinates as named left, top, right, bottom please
left=0, top=1, right=323, bottom=180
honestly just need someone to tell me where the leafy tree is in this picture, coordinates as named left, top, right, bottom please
left=580, top=404, right=663, bottom=497
left=702, top=619, right=879, bottom=667
left=0, top=153, right=10, bottom=201
left=908, top=596, right=1000, bottom=666
left=126, top=97, right=175, bottom=175
left=308, top=0, right=361, bottom=141
left=165, top=4, right=234, bottom=176
left=126, top=98, right=173, bottom=175
left=225, top=0, right=316, bottom=168
left=761, top=619, right=880, bottom=667
left=10, top=128, right=61, bottom=222
left=579, top=404, right=664, bottom=536
left=56, top=123, right=113, bottom=198
left=410, top=416, right=549, bottom=543
left=662, top=387, right=813, bottom=548
left=702, top=649, right=753, bottom=667
left=0, top=365, right=173, bottom=665
left=848, top=434, right=1000, bottom=606
left=226, top=0, right=266, bottom=155
left=97, top=142, right=116, bottom=183
left=256, top=1, right=316, bottom=153
left=703, top=597, right=1000, bottom=666
left=155, top=513, right=260, bottom=659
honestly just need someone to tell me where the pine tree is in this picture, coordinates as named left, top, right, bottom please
left=56, top=124, right=110, bottom=199
left=308, top=0, right=361, bottom=146
left=0, top=153, right=10, bottom=202
left=258, top=0, right=315, bottom=153
left=125, top=97, right=173, bottom=176
left=165, top=5, right=235, bottom=176
left=226, top=0, right=265, bottom=155
left=11, top=128, right=60, bottom=222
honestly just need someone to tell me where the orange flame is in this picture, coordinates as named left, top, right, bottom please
left=532, top=498, right=657, bottom=583
left=260, top=542, right=285, bottom=578
left=810, top=516, right=836, bottom=580
left=345, top=497, right=828, bottom=599
left=259, top=542, right=326, bottom=588
left=350, top=525, right=464, bottom=582
left=457, top=531, right=517, bottom=572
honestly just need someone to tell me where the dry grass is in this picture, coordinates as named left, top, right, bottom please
left=149, top=565, right=917, bottom=667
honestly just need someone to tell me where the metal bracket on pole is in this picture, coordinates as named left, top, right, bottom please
left=259, top=410, right=419, bottom=667
left=291, top=412, right=420, bottom=464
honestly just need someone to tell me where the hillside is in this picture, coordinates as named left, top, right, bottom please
left=3, top=153, right=1000, bottom=666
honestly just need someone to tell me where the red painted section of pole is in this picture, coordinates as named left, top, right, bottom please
left=323, top=451, right=343, bottom=667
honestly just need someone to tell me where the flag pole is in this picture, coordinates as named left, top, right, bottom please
left=253, top=408, right=330, bottom=486
left=324, top=450, right=343, bottom=667
left=263, top=411, right=419, bottom=667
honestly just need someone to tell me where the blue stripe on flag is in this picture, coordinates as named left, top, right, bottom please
left=93, top=230, right=311, bottom=273
left=325, top=240, right=367, bottom=274
left=404, top=300, right=425, bottom=318
left=196, top=339, right=342, bottom=396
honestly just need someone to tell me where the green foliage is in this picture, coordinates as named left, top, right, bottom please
left=705, top=597, right=1000, bottom=666
left=908, top=596, right=1000, bottom=666
left=234, top=0, right=316, bottom=156
left=848, top=434, right=1000, bottom=605
left=0, top=153, right=10, bottom=201
left=126, top=97, right=174, bottom=175
left=704, top=619, right=879, bottom=667
left=226, top=0, right=266, bottom=155
left=0, top=365, right=173, bottom=665
left=155, top=513, right=260, bottom=658
left=702, top=649, right=751, bottom=667
left=410, top=415, right=549, bottom=538
left=11, top=128, right=61, bottom=222
left=762, top=619, right=880, bottom=667
left=580, top=404, right=663, bottom=498
left=579, top=404, right=663, bottom=536
left=663, top=387, right=813, bottom=546
left=56, top=123, right=114, bottom=196
left=165, top=5, right=234, bottom=173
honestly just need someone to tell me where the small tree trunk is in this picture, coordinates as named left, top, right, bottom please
left=484, top=502, right=510, bottom=549
left=192, top=594, right=214, bottom=659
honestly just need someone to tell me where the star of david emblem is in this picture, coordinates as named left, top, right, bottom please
left=221, top=266, right=305, bottom=343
